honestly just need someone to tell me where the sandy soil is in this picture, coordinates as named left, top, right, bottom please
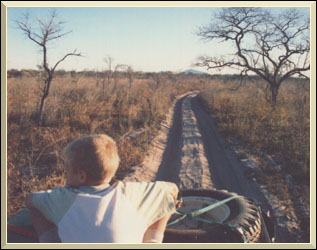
left=123, top=91, right=306, bottom=243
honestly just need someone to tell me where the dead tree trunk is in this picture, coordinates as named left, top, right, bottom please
left=16, top=9, right=82, bottom=126
left=38, top=74, right=52, bottom=125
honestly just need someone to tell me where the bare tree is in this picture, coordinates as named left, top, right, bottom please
left=196, top=7, right=310, bottom=107
left=16, top=9, right=82, bottom=125
left=102, top=56, right=114, bottom=94
left=102, top=56, right=126, bottom=94
left=112, top=64, right=127, bottom=94
left=126, top=66, right=135, bottom=89
left=149, top=73, right=161, bottom=92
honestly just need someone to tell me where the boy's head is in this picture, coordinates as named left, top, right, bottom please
left=63, top=134, right=120, bottom=187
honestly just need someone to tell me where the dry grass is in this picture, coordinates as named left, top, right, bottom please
left=7, top=72, right=203, bottom=217
left=8, top=72, right=309, bottom=222
left=199, top=77, right=310, bottom=210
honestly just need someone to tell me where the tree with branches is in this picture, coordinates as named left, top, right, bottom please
left=196, top=7, right=310, bottom=107
left=16, top=9, right=82, bottom=125
left=102, top=56, right=114, bottom=94
left=126, top=66, right=135, bottom=89
left=102, top=56, right=126, bottom=94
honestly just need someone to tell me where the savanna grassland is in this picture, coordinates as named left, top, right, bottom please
left=7, top=70, right=310, bottom=223
left=6, top=70, right=203, bottom=217
left=198, top=76, right=310, bottom=227
left=200, top=77, right=310, bottom=179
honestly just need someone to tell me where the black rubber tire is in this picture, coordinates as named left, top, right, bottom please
left=163, top=189, right=262, bottom=243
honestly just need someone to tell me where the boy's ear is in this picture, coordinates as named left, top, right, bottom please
left=78, top=170, right=87, bottom=185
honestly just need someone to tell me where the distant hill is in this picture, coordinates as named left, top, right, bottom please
left=183, top=69, right=209, bottom=75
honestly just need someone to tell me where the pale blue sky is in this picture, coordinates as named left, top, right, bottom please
left=6, top=6, right=311, bottom=73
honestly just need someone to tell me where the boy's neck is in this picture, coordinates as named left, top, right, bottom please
left=75, top=183, right=111, bottom=194
left=83, top=178, right=110, bottom=187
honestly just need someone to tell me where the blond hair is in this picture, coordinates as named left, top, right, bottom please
left=63, top=134, right=120, bottom=184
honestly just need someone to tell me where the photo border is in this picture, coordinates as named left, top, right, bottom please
left=1, top=1, right=316, bottom=249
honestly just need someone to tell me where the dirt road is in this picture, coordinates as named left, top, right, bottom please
left=123, top=92, right=296, bottom=243
left=125, top=92, right=269, bottom=200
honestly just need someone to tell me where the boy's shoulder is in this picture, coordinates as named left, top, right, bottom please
left=32, top=186, right=78, bottom=206
left=31, top=186, right=79, bottom=225
left=33, top=186, right=73, bottom=197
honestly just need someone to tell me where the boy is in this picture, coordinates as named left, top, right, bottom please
left=25, top=134, right=180, bottom=243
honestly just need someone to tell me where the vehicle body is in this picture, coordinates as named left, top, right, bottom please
left=7, top=189, right=275, bottom=243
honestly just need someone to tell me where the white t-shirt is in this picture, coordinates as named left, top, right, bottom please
left=31, top=181, right=176, bottom=243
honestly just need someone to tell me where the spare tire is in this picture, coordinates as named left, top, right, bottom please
left=163, top=189, right=261, bottom=243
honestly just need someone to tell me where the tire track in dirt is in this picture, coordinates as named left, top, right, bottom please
left=123, top=92, right=190, bottom=183
left=153, top=93, right=183, bottom=184
left=171, top=93, right=213, bottom=189
left=191, top=95, right=250, bottom=194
